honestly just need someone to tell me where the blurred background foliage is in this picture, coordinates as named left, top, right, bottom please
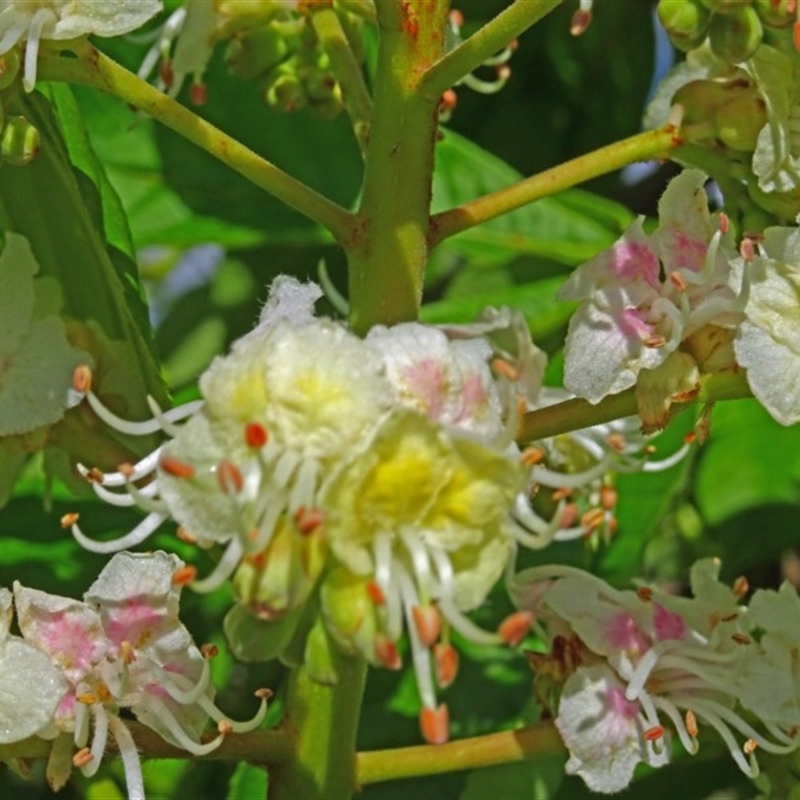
left=1, top=1, right=798, bottom=798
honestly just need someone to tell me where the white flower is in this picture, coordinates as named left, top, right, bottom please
left=0, top=0, right=163, bottom=91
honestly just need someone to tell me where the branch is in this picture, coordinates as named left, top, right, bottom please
left=417, top=0, right=564, bottom=100
left=429, top=125, right=684, bottom=247
left=310, top=6, right=373, bottom=157
left=517, top=370, right=753, bottom=444
left=356, top=721, right=564, bottom=785
left=36, top=42, right=357, bottom=245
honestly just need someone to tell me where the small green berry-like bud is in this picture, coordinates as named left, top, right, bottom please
left=658, top=0, right=712, bottom=51
left=753, top=0, right=795, bottom=28
left=0, top=48, right=21, bottom=91
left=264, top=67, right=307, bottom=112
left=714, top=92, right=767, bottom=150
left=1, top=116, right=40, bottom=166
left=700, top=0, right=752, bottom=13
left=225, top=25, right=294, bottom=80
left=708, top=6, right=763, bottom=62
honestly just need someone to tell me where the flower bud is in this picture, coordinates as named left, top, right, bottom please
left=753, top=0, right=795, bottom=28
left=1, top=116, right=40, bottom=166
left=714, top=91, right=767, bottom=151
left=0, top=48, right=21, bottom=91
left=264, top=66, right=307, bottom=112
left=700, top=0, right=753, bottom=12
left=225, top=24, right=296, bottom=80
left=708, top=6, right=763, bottom=63
left=657, top=0, right=712, bottom=51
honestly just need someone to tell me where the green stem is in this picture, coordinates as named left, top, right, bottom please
left=357, top=721, right=563, bottom=785
left=347, top=0, right=451, bottom=335
left=517, top=371, right=753, bottom=444
left=418, top=0, right=563, bottom=100
left=36, top=42, right=357, bottom=244
left=429, top=125, right=684, bottom=246
left=311, top=6, right=373, bottom=157
left=270, top=631, right=368, bottom=800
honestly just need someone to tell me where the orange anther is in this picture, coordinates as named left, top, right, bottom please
left=440, top=89, right=458, bottom=112
left=60, top=512, right=79, bottom=529
left=581, top=507, right=606, bottom=531
left=86, top=467, right=105, bottom=484
left=293, top=506, right=325, bottom=534
left=420, top=704, right=449, bottom=745
left=600, top=486, right=617, bottom=511
left=375, top=636, right=402, bottom=670
left=644, top=725, right=665, bottom=742
left=520, top=446, right=545, bottom=467
left=685, top=709, right=698, bottom=738
left=669, top=271, right=688, bottom=291
left=644, top=334, right=667, bottom=348
left=731, top=632, right=751, bottom=645
left=733, top=575, right=749, bottom=598
left=201, top=643, right=219, bottom=659
left=120, top=641, right=136, bottom=664
left=570, top=7, right=592, bottom=35
left=684, top=431, right=697, bottom=445
left=744, top=738, right=758, bottom=756
left=434, top=643, right=459, bottom=689
left=366, top=580, right=385, bottom=605
left=72, top=364, right=92, bottom=394
left=245, top=422, right=268, bottom=449
left=160, top=455, right=195, bottom=479
left=255, top=688, right=273, bottom=700
left=77, top=693, right=97, bottom=705
left=412, top=605, right=441, bottom=648
left=560, top=503, right=579, bottom=528
left=216, top=460, right=243, bottom=494
left=176, top=526, right=198, bottom=545
left=720, top=612, right=738, bottom=622
left=249, top=551, right=267, bottom=570
left=718, top=212, right=730, bottom=235
left=552, top=487, right=571, bottom=502
left=491, top=358, right=520, bottom=382
left=172, top=565, right=197, bottom=586
left=72, top=747, right=93, bottom=768
left=218, top=720, right=233, bottom=736
left=498, top=610, right=534, bottom=646
left=117, top=462, right=135, bottom=479
left=606, top=433, right=627, bottom=453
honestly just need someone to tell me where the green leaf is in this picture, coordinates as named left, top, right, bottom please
left=432, top=130, right=633, bottom=268
left=226, top=762, right=268, bottom=800
left=695, top=399, right=800, bottom=525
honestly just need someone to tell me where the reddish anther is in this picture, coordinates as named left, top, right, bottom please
left=581, top=507, right=606, bottom=531
left=434, top=643, right=459, bottom=688
left=201, top=643, right=219, bottom=659
left=420, top=704, right=449, bottom=745
left=73, top=747, right=93, bottom=768
left=636, top=586, right=653, bottom=602
left=160, top=455, right=195, bottom=479
left=560, top=503, right=579, bottom=528
left=366, top=580, right=385, bottom=605
left=644, top=725, right=665, bottom=742
left=732, top=575, right=749, bottom=598
left=520, top=446, right=545, bottom=467
left=570, top=8, right=592, bottom=35
left=216, top=460, right=243, bottom=494
left=600, top=485, right=617, bottom=511
left=190, top=82, right=208, bottom=106
left=669, top=271, right=688, bottom=291
left=498, top=610, right=534, bottom=646
left=293, top=506, right=325, bottom=534
left=412, top=604, right=441, bottom=647
left=245, top=421, right=268, bottom=449
left=375, top=636, right=402, bottom=670
left=172, top=565, right=197, bottom=586
left=685, top=709, right=698, bottom=738
left=176, top=526, right=198, bottom=544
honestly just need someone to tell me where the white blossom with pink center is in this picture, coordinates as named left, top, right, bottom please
left=559, top=170, right=743, bottom=405
left=12, top=551, right=267, bottom=800
left=511, top=560, right=800, bottom=792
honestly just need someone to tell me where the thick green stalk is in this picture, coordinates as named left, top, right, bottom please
left=429, top=125, right=684, bottom=246
left=269, top=632, right=368, bottom=800
left=36, top=42, right=356, bottom=244
left=347, top=0, right=451, bottom=334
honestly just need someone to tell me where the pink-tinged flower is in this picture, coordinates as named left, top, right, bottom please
left=512, top=560, right=798, bottom=792
left=13, top=552, right=267, bottom=799
left=558, top=170, right=743, bottom=406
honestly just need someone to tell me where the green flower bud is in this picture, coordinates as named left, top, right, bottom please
left=714, top=91, right=768, bottom=150
left=0, top=48, right=21, bottom=91
left=753, top=0, right=795, bottom=27
left=672, top=79, right=731, bottom=127
left=708, top=5, right=763, bottom=62
left=224, top=24, right=295, bottom=80
left=263, top=65, right=307, bottom=112
left=1, top=116, right=40, bottom=167
left=700, top=0, right=752, bottom=13
left=657, top=0, right=712, bottom=51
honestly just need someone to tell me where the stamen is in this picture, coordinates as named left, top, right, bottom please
left=120, top=641, right=136, bottom=664
left=644, top=725, right=665, bottom=741
left=366, top=581, right=386, bottom=605
left=520, top=446, right=545, bottom=467
left=498, top=610, right=533, bottom=646
left=375, top=636, right=402, bottom=670
left=434, top=643, right=459, bottom=688
left=71, top=511, right=168, bottom=554
left=636, top=586, right=653, bottom=602
left=216, top=460, right=243, bottom=494
left=438, top=597, right=501, bottom=646
left=732, top=576, right=749, bottom=598
left=138, top=694, right=227, bottom=755
left=190, top=538, right=245, bottom=593
left=412, top=605, right=441, bottom=648
left=731, top=633, right=751, bottom=645
left=172, top=565, right=197, bottom=586
left=160, top=455, right=196, bottom=479
left=202, top=643, right=219, bottom=659
left=245, top=422, right=268, bottom=449
left=156, top=659, right=211, bottom=704
left=293, top=506, right=324, bottom=535
left=400, top=529, right=433, bottom=601
left=80, top=704, right=109, bottom=778
left=580, top=507, right=606, bottom=532
left=397, top=565, right=437, bottom=709
left=72, top=747, right=93, bottom=768
left=72, top=364, right=92, bottom=394
left=61, top=512, right=79, bottom=528
left=491, top=358, right=520, bottom=382
left=108, top=715, right=146, bottom=800
left=80, top=448, right=163, bottom=487
left=531, top=459, right=610, bottom=489
left=218, top=720, right=234, bottom=736
left=420, top=704, right=449, bottom=745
